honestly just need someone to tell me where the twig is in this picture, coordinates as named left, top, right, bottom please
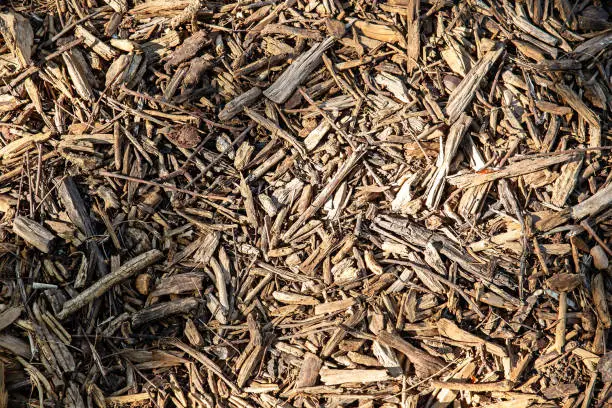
left=430, top=379, right=514, bottom=392
left=57, top=249, right=163, bottom=319
left=98, top=171, right=232, bottom=201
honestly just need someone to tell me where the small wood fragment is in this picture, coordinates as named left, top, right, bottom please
left=13, top=216, right=57, bottom=253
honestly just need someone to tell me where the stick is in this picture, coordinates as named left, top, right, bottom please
left=580, top=220, right=612, bottom=256
left=571, top=182, right=612, bottom=220
left=167, top=339, right=241, bottom=393
left=534, top=182, right=612, bottom=232
left=430, top=379, right=514, bottom=392
left=118, top=86, right=239, bottom=131
left=319, top=368, right=391, bottom=385
left=57, top=249, right=163, bottom=319
left=244, top=107, right=307, bottom=158
left=555, top=291, right=567, bottom=354
left=98, top=171, right=230, bottom=201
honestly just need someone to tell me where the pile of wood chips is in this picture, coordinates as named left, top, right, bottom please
left=0, top=0, right=611, bottom=407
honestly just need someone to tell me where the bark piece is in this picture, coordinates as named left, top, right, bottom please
left=219, top=88, right=262, bottom=121
left=75, top=25, right=118, bottom=60
left=264, top=38, right=335, bottom=104
left=0, top=11, right=33, bottom=67
left=164, top=30, right=208, bottom=70
left=296, top=353, right=322, bottom=388
left=13, top=217, right=57, bottom=253
left=555, top=83, right=600, bottom=128
left=132, top=298, right=198, bottom=327
left=58, top=177, right=108, bottom=277
left=405, top=0, right=420, bottom=72
left=354, top=21, right=405, bottom=45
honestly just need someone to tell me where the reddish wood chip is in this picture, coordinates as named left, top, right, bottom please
left=165, top=125, right=201, bottom=148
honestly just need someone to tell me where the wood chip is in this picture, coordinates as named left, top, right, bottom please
left=1, top=2, right=609, bottom=406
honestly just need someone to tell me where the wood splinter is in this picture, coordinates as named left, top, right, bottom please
left=263, top=37, right=335, bottom=104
